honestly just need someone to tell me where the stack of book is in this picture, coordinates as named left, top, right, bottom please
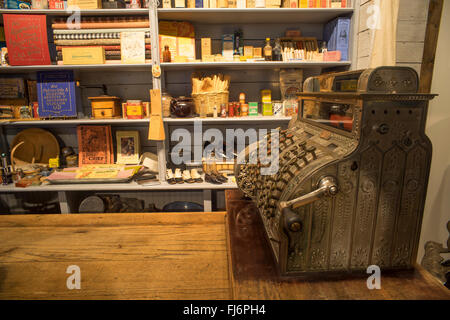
left=52, top=16, right=152, bottom=65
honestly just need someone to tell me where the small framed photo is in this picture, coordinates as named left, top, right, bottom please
left=116, top=131, right=140, bottom=164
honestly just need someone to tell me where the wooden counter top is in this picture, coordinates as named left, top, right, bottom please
left=0, top=211, right=448, bottom=300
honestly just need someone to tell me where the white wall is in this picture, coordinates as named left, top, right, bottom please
left=418, top=0, right=450, bottom=261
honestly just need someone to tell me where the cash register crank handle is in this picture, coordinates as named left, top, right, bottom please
left=279, top=176, right=339, bottom=234
left=279, top=176, right=339, bottom=211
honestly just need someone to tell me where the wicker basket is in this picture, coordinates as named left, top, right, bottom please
left=192, top=91, right=229, bottom=117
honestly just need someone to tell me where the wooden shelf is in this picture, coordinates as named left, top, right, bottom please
left=0, top=63, right=153, bottom=73
left=164, top=115, right=292, bottom=123
left=0, top=8, right=149, bottom=16
left=0, top=180, right=237, bottom=192
left=0, top=8, right=352, bottom=23
left=0, top=61, right=350, bottom=73
left=0, top=116, right=291, bottom=126
left=161, top=61, right=351, bottom=70
left=158, top=8, right=353, bottom=24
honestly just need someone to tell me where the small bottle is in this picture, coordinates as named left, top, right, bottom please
left=321, top=41, right=328, bottom=53
left=264, top=38, right=272, bottom=61
left=163, top=45, right=171, bottom=62
left=239, top=92, right=246, bottom=104
left=273, top=38, right=282, bottom=61
left=220, top=103, right=227, bottom=117
left=1, top=153, right=12, bottom=185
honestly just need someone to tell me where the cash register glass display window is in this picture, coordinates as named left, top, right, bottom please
left=302, top=100, right=354, bottom=132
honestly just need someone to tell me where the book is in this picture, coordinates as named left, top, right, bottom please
left=62, top=47, right=106, bottom=65
left=77, top=125, right=113, bottom=166
left=52, top=16, right=149, bottom=30
left=53, top=28, right=151, bottom=35
left=54, top=38, right=152, bottom=46
left=56, top=45, right=152, bottom=51
left=37, top=71, right=77, bottom=118
left=3, top=14, right=51, bottom=66
left=323, top=17, right=350, bottom=61
left=121, top=31, right=146, bottom=64
left=195, top=0, right=202, bottom=7
left=67, top=0, right=102, bottom=9
left=53, top=30, right=151, bottom=40
left=0, top=78, right=26, bottom=99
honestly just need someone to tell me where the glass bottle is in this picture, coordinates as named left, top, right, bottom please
left=272, top=38, right=282, bottom=61
left=264, top=38, right=272, bottom=61
left=163, top=45, right=171, bottom=62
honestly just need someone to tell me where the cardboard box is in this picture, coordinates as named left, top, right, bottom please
left=253, top=47, right=262, bottom=58
left=248, top=102, right=258, bottom=116
left=201, top=38, right=212, bottom=60
left=67, top=0, right=102, bottom=9
left=222, top=34, right=234, bottom=60
left=62, top=47, right=105, bottom=65
left=279, top=69, right=303, bottom=100
left=244, top=46, right=253, bottom=59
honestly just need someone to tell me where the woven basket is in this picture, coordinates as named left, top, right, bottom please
left=192, top=91, right=229, bottom=117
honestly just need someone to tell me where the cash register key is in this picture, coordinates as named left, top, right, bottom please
left=268, top=199, right=277, bottom=208
left=298, top=151, right=309, bottom=165
left=306, top=146, right=317, bottom=159
left=298, top=141, right=307, bottom=151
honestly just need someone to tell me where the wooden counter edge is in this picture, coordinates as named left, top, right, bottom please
left=0, top=211, right=227, bottom=228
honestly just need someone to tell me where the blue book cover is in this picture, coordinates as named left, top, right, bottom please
left=324, top=17, right=350, bottom=61
left=37, top=70, right=77, bottom=118
left=195, top=0, right=203, bottom=7
left=335, top=17, right=350, bottom=61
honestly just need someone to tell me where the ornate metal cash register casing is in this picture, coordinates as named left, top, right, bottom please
left=235, top=67, right=436, bottom=276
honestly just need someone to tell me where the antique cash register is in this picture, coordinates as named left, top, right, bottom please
left=235, top=66, right=436, bottom=276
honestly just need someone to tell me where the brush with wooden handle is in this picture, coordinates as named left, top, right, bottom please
left=148, top=89, right=165, bottom=141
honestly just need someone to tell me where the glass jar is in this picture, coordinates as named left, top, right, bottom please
left=161, top=92, right=172, bottom=118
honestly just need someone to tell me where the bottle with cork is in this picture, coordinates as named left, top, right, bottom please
left=264, top=38, right=272, bottom=61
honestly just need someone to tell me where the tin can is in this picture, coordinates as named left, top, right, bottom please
left=241, top=103, right=249, bottom=116
left=228, top=102, right=235, bottom=117
left=234, top=102, right=240, bottom=117
left=272, top=100, right=283, bottom=116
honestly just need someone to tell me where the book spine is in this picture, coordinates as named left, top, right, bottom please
left=52, top=22, right=150, bottom=30
left=195, top=0, right=203, bottom=7
left=53, top=28, right=150, bottom=35
left=55, top=39, right=152, bottom=46
left=56, top=45, right=152, bottom=51
left=54, top=32, right=151, bottom=40
left=299, top=0, right=307, bottom=7
left=335, top=17, right=350, bottom=60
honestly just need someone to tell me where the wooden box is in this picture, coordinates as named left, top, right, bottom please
left=89, top=96, right=121, bottom=119
left=67, top=0, right=102, bottom=9
left=62, top=47, right=105, bottom=65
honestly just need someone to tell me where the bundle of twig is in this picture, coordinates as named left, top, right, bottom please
left=192, top=73, right=231, bottom=94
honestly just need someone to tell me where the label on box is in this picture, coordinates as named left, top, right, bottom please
left=62, top=47, right=105, bottom=65
left=249, top=102, right=258, bottom=116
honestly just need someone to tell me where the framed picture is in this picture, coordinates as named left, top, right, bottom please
left=116, top=131, right=140, bottom=165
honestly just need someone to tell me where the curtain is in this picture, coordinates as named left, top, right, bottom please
left=369, top=0, right=400, bottom=67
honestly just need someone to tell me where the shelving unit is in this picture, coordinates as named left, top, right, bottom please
left=0, top=115, right=291, bottom=126
left=0, top=5, right=355, bottom=214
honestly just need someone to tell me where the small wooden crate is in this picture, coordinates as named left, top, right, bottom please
left=89, top=96, right=121, bottom=119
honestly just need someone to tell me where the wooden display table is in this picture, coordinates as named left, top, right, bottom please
left=0, top=212, right=448, bottom=300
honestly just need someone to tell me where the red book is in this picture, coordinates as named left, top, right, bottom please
left=3, top=14, right=51, bottom=66
left=341, top=0, right=346, bottom=7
